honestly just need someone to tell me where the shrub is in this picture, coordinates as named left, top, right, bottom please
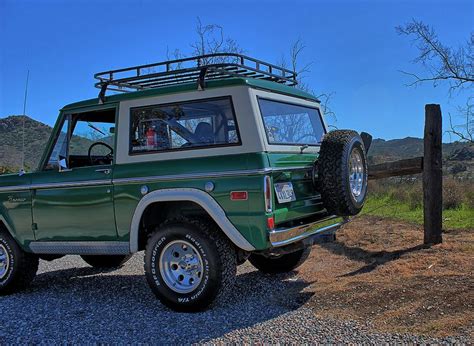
left=368, top=177, right=473, bottom=211
left=405, top=184, right=423, bottom=210
left=463, top=184, right=474, bottom=209
left=443, top=178, right=464, bottom=210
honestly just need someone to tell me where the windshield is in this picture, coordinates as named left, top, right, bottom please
left=258, top=98, right=325, bottom=146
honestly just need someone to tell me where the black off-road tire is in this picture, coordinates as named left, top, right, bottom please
left=144, top=218, right=237, bottom=312
left=249, top=246, right=312, bottom=274
left=317, top=130, right=368, bottom=216
left=0, top=230, right=39, bottom=295
left=81, top=255, right=132, bottom=269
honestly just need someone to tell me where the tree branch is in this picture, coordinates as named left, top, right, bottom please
left=398, top=19, right=473, bottom=142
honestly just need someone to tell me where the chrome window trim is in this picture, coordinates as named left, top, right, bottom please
left=129, top=188, right=256, bottom=252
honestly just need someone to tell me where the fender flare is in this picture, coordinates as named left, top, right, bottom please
left=0, top=215, right=14, bottom=237
left=129, top=188, right=255, bottom=252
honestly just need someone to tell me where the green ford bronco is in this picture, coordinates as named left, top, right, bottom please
left=0, top=54, right=370, bottom=311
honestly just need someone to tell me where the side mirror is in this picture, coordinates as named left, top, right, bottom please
left=58, top=155, right=69, bottom=172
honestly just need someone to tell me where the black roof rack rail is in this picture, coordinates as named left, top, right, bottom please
left=94, top=53, right=298, bottom=100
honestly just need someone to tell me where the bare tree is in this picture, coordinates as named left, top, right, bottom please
left=282, top=39, right=337, bottom=124
left=172, top=19, right=336, bottom=127
left=397, top=19, right=473, bottom=143
left=448, top=97, right=473, bottom=143
left=190, top=17, right=243, bottom=64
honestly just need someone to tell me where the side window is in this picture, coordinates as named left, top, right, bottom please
left=129, top=97, right=240, bottom=154
left=69, top=120, right=114, bottom=156
left=44, top=109, right=116, bottom=170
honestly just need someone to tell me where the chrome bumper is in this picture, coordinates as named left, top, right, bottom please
left=269, top=215, right=347, bottom=247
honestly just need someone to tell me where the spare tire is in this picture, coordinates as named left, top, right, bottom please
left=316, top=130, right=368, bottom=216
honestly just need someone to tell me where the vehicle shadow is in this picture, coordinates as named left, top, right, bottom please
left=2, top=259, right=315, bottom=343
left=319, top=241, right=427, bottom=276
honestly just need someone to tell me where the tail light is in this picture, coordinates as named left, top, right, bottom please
left=267, top=216, right=275, bottom=230
left=264, top=175, right=272, bottom=213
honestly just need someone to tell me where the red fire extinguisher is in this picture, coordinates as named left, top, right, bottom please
left=146, top=126, right=156, bottom=148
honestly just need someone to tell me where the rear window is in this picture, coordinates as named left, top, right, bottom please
left=258, top=98, right=325, bottom=146
left=129, top=97, right=240, bottom=154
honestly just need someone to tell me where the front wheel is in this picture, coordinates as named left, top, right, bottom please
left=0, top=230, right=39, bottom=295
left=144, top=219, right=237, bottom=312
left=249, top=246, right=312, bottom=274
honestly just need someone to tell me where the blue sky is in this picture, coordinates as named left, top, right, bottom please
left=1, top=0, right=473, bottom=140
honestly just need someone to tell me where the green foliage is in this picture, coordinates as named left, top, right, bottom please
left=363, top=179, right=474, bottom=230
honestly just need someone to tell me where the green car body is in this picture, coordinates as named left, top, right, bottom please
left=0, top=77, right=343, bottom=256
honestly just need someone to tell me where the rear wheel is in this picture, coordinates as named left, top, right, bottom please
left=81, top=255, right=132, bottom=269
left=144, top=219, right=237, bottom=312
left=316, top=130, right=368, bottom=216
left=0, top=230, right=39, bottom=295
left=249, top=246, right=311, bottom=274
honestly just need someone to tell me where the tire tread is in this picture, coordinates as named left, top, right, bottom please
left=317, top=130, right=367, bottom=216
left=0, top=230, right=39, bottom=295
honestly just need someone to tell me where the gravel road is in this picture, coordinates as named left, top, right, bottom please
left=0, top=253, right=469, bottom=344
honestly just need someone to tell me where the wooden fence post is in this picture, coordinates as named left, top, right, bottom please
left=423, top=104, right=443, bottom=245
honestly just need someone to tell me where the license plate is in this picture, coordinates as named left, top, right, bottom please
left=274, top=182, right=296, bottom=203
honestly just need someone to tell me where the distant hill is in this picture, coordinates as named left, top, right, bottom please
left=0, top=115, right=472, bottom=177
left=0, top=115, right=96, bottom=173
left=368, top=137, right=472, bottom=163
left=0, top=115, right=53, bottom=172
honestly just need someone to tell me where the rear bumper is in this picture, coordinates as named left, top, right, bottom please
left=269, top=215, right=347, bottom=247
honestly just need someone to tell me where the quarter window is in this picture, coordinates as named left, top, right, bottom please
left=129, top=97, right=240, bottom=154
left=258, top=98, right=325, bottom=146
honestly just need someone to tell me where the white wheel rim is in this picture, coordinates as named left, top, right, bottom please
left=0, top=244, right=10, bottom=280
left=349, top=148, right=365, bottom=202
left=159, top=240, right=204, bottom=294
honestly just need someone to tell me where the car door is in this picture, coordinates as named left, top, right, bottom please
left=31, top=107, right=118, bottom=241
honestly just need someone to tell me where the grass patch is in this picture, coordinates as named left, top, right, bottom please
left=362, top=195, right=474, bottom=230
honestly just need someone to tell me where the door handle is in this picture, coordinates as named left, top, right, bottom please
left=95, top=168, right=111, bottom=175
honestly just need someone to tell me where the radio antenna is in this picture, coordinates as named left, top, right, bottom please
left=20, top=70, right=30, bottom=176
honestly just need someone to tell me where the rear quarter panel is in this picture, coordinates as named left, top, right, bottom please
left=113, top=153, right=270, bottom=250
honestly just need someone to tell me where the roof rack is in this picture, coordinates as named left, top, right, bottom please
left=94, top=53, right=298, bottom=101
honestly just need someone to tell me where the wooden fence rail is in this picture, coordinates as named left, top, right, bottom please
left=368, top=157, right=423, bottom=180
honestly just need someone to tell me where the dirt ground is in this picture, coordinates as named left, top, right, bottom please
left=299, top=215, right=473, bottom=338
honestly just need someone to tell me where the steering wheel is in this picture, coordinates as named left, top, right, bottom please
left=88, top=142, right=113, bottom=165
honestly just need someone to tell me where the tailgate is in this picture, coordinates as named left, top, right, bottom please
left=267, top=153, right=325, bottom=225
